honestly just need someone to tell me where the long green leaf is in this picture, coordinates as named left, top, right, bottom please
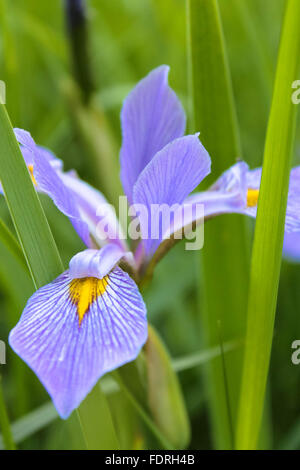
left=186, top=0, right=249, bottom=449
left=236, top=0, right=300, bottom=449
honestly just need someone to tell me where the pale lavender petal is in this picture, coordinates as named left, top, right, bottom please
left=61, top=172, right=128, bottom=251
left=156, top=162, right=247, bottom=246
left=244, top=166, right=300, bottom=231
left=283, top=167, right=300, bottom=232
left=183, top=162, right=300, bottom=235
left=14, top=129, right=91, bottom=247
left=120, top=66, right=186, bottom=201
left=14, top=128, right=36, bottom=151
left=37, top=146, right=63, bottom=171
left=33, top=152, right=91, bottom=247
left=283, top=232, right=300, bottom=262
left=69, top=246, right=135, bottom=279
left=133, top=134, right=211, bottom=256
left=14, top=128, right=63, bottom=170
left=184, top=161, right=248, bottom=220
left=9, top=268, right=147, bottom=418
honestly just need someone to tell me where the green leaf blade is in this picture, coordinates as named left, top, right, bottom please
left=187, top=0, right=249, bottom=449
left=236, top=0, right=300, bottom=450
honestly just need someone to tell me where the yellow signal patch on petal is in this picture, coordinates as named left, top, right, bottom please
left=28, top=164, right=37, bottom=186
left=69, top=276, right=109, bottom=325
left=247, top=188, right=259, bottom=207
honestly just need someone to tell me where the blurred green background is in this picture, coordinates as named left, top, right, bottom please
left=0, top=0, right=300, bottom=450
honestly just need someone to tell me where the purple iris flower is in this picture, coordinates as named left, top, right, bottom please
left=8, top=66, right=212, bottom=418
left=6, top=66, right=300, bottom=418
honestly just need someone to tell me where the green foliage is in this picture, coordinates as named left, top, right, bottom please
left=236, top=0, right=300, bottom=449
left=187, top=0, right=249, bottom=449
left=0, top=0, right=299, bottom=450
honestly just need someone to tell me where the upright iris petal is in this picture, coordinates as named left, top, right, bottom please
left=133, top=134, right=211, bottom=256
left=120, top=65, right=186, bottom=202
left=9, top=247, right=147, bottom=418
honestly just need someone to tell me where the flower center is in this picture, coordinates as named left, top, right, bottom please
left=28, top=164, right=37, bottom=186
left=69, top=276, right=109, bottom=325
left=247, top=188, right=259, bottom=207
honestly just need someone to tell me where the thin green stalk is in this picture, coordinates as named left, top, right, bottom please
left=0, top=104, right=119, bottom=450
left=236, top=0, right=300, bottom=449
left=186, top=0, right=249, bottom=449
left=0, top=375, right=16, bottom=450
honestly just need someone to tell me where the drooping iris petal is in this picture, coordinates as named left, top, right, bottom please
left=0, top=133, right=62, bottom=194
left=13, top=128, right=128, bottom=250
left=61, top=172, right=128, bottom=251
left=33, top=152, right=91, bottom=247
left=133, top=134, right=211, bottom=256
left=120, top=65, right=186, bottom=202
left=14, top=128, right=37, bottom=151
left=69, top=245, right=135, bottom=279
left=283, top=232, right=300, bottom=261
left=14, top=128, right=91, bottom=247
left=9, top=267, right=147, bottom=419
left=178, top=162, right=300, bottom=235
left=243, top=165, right=300, bottom=232
left=14, top=128, right=63, bottom=170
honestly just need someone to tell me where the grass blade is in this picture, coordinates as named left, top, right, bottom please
left=186, top=0, right=249, bottom=448
left=236, top=0, right=300, bottom=449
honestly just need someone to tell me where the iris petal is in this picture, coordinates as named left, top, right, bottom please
left=164, top=162, right=300, bottom=254
left=69, top=245, right=135, bottom=280
left=120, top=65, right=186, bottom=202
left=61, top=172, right=128, bottom=251
left=14, top=128, right=91, bottom=247
left=9, top=268, right=147, bottom=418
left=133, top=134, right=211, bottom=256
left=244, top=166, right=300, bottom=232
left=283, top=232, right=300, bottom=261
